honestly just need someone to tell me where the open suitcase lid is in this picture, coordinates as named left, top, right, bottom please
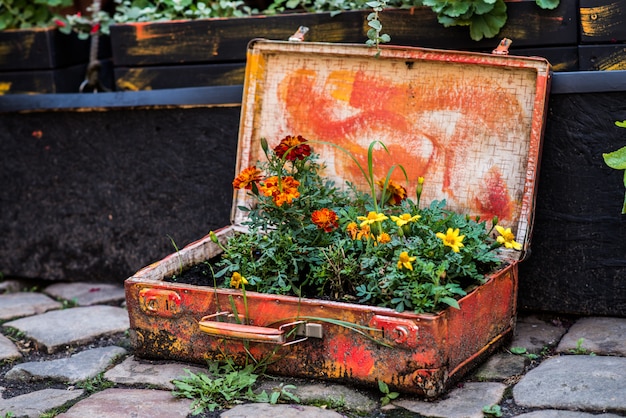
left=233, top=40, right=551, bottom=261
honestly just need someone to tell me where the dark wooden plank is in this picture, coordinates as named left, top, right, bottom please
left=579, top=44, right=626, bottom=70
left=0, top=28, right=98, bottom=71
left=580, top=0, right=626, bottom=43
left=509, top=46, right=579, bottom=72
left=0, top=59, right=114, bottom=95
left=111, top=1, right=578, bottom=67
left=519, top=89, right=626, bottom=317
left=0, top=85, right=244, bottom=112
left=114, top=62, right=245, bottom=90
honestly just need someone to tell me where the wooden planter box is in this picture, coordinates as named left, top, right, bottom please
left=125, top=40, right=551, bottom=395
left=0, top=27, right=112, bottom=94
left=110, top=0, right=576, bottom=90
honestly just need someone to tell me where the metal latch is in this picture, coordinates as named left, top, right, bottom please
left=139, top=288, right=181, bottom=317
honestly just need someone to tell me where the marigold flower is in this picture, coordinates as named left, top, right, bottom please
left=259, top=176, right=300, bottom=206
left=495, top=226, right=522, bottom=250
left=436, top=228, right=465, bottom=253
left=311, top=208, right=339, bottom=232
left=230, top=272, right=248, bottom=289
left=377, top=179, right=407, bottom=205
left=357, top=211, right=388, bottom=227
left=273, top=135, right=311, bottom=161
left=390, top=213, right=421, bottom=227
left=397, top=251, right=416, bottom=271
left=377, top=233, right=391, bottom=244
left=233, top=166, right=263, bottom=190
left=346, top=222, right=359, bottom=240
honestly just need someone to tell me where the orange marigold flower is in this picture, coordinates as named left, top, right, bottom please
left=259, top=176, right=300, bottom=206
left=346, top=222, right=359, bottom=240
left=377, top=179, right=408, bottom=205
left=311, top=208, right=339, bottom=232
left=233, top=166, right=263, bottom=190
left=274, top=135, right=311, bottom=161
left=377, top=233, right=391, bottom=244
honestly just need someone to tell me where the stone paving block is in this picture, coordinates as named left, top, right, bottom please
left=56, top=388, right=192, bottom=417
left=515, top=411, right=624, bottom=418
left=104, top=355, right=206, bottom=390
left=259, top=382, right=378, bottom=414
left=0, top=388, right=84, bottom=418
left=0, top=279, right=23, bottom=294
left=393, top=382, right=507, bottom=418
left=5, top=346, right=127, bottom=383
left=513, top=355, right=626, bottom=412
left=3, top=305, right=130, bottom=353
left=44, top=282, right=126, bottom=306
left=556, top=317, right=626, bottom=356
left=511, top=315, right=567, bottom=354
left=0, top=292, right=62, bottom=321
left=0, top=333, right=21, bottom=362
left=221, top=403, right=346, bottom=418
left=473, top=352, right=528, bottom=381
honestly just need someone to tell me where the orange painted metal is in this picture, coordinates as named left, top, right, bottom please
left=125, top=40, right=551, bottom=397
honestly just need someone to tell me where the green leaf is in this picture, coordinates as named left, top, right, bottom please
left=377, top=379, right=389, bottom=394
left=468, top=0, right=507, bottom=40
left=439, top=296, right=460, bottom=309
left=602, top=146, right=626, bottom=170
left=615, top=120, right=626, bottom=128
left=510, top=346, right=528, bottom=355
left=535, top=0, right=559, bottom=10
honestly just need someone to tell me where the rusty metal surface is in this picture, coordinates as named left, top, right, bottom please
left=125, top=42, right=548, bottom=396
left=126, top=227, right=517, bottom=396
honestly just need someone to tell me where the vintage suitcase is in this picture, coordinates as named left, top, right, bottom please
left=125, top=40, right=551, bottom=397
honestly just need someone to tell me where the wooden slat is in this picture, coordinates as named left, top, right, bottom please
left=110, top=2, right=578, bottom=67
left=114, top=63, right=245, bottom=91
left=579, top=44, right=626, bottom=70
left=580, top=0, right=626, bottom=43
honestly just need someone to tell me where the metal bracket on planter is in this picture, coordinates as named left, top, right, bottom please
left=198, top=312, right=323, bottom=345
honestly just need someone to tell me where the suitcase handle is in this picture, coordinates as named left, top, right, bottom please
left=199, top=313, right=308, bottom=345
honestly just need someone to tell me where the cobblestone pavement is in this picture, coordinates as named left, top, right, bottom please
left=1, top=278, right=625, bottom=418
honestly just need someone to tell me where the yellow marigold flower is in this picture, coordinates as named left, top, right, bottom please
left=495, top=225, right=522, bottom=250
left=436, top=228, right=465, bottom=253
left=232, top=166, right=262, bottom=190
left=390, top=213, right=421, bottom=227
left=397, top=251, right=416, bottom=271
left=259, top=176, right=300, bottom=206
left=377, top=233, right=391, bottom=244
left=230, top=272, right=248, bottom=289
left=376, top=179, right=407, bottom=205
left=357, top=211, right=388, bottom=227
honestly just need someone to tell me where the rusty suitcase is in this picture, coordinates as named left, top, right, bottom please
left=125, top=40, right=551, bottom=397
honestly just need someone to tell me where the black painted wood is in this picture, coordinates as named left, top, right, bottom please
left=519, top=91, right=626, bottom=316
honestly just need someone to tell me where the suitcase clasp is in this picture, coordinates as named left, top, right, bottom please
left=369, top=315, right=419, bottom=348
left=139, top=288, right=181, bottom=317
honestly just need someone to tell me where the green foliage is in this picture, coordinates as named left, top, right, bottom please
left=602, top=120, right=626, bottom=214
left=377, top=379, right=399, bottom=406
left=112, top=0, right=256, bottom=23
left=568, top=337, right=595, bottom=356
left=509, top=346, right=538, bottom=360
left=172, top=360, right=296, bottom=415
left=76, top=372, right=115, bottom=394
left=217, top=137, right=511, bottom=314
left=0, top=0, right=72, bottom=30
left=482, top=404, right=503, bottom=417
left=57, top=3, right=112, bottom=39
left=365, top=0, right=391, bottom=53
